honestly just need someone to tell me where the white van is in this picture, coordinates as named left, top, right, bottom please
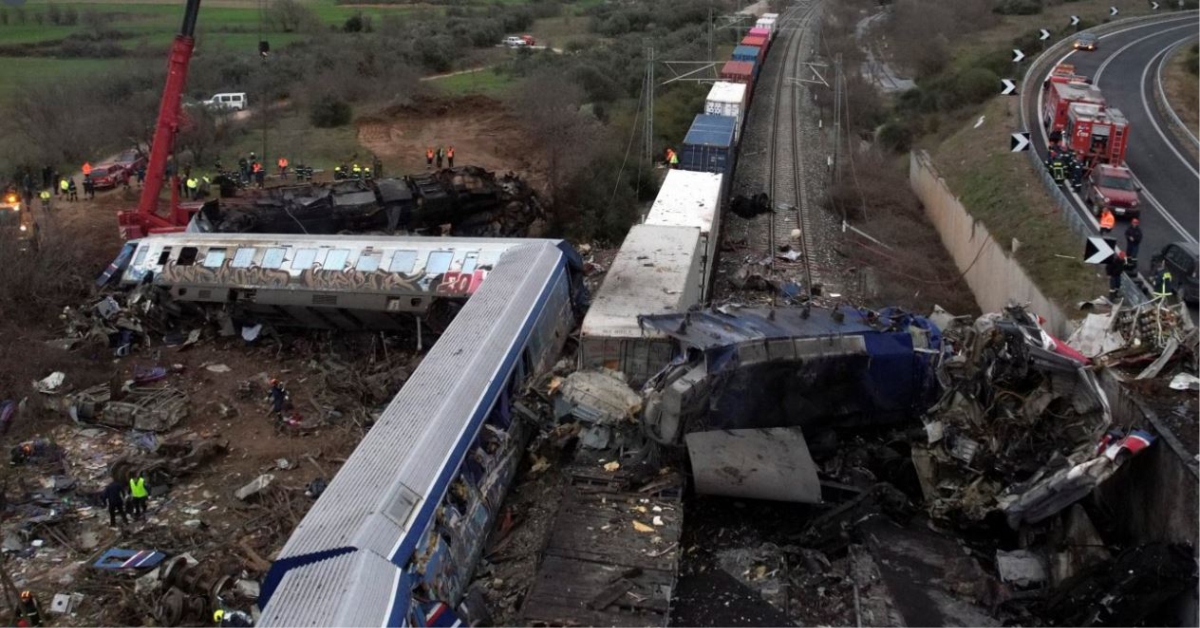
left=203, top=92, right=248, bottom=111
left=503, top=36, right=526, bottom=48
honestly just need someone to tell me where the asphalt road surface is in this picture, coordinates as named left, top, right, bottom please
left=1030, top=15, right=1199, bottom=279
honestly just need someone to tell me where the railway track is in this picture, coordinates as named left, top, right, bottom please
left=766, top=0, right=820, bottom=296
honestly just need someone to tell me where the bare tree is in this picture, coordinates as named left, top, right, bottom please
left=507, top=68, right=600, bottom=201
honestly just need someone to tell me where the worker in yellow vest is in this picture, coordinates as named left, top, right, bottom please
left=58, top=178, right=69, bottom=198
left=128, top=472, right=149, bottom=519
left=186, top=177, right=199, bottom=200
left=38, top=189, right=51, bottom=211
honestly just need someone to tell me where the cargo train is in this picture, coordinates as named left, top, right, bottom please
left=579, top=13, right=777, bottom=384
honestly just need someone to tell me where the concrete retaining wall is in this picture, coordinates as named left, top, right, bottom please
left=908, top=150, right=1072, bottom=338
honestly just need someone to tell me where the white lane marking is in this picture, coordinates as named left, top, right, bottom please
left=1094, top=22, right=1194, bottom=84
left=1138, top=35, right=1200, bottom=178
left=1034, top=17, right=1199, bottom=244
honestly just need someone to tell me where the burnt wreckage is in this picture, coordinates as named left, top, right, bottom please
left=193, top=167, right=544, bottom=237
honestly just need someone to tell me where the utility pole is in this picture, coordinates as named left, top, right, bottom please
left=832, top=53, right=842, bottom=184
left=708, top=7, right=714, bottom=62
left=647, top=44, right=654, bottom=162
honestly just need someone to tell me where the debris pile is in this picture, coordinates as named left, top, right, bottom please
left=1068, top=298, right=1197, bottom=378
left=197, top=166, right=547, bottom=237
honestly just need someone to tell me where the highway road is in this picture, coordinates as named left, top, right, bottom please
left=1028, top=15, right=1198, bottom=282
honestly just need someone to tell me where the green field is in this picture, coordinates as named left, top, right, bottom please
left=428, top=67, right=516, bottom=97
left=0, top=55, right=155, bottom=87
left=222, top=110, right=363, bottom=172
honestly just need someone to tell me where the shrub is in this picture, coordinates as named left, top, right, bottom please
left=993, top=0, right=1042, bottom=15
left=878, top=119, right=915, bottom=152
left=954, top=67, right=999, bottom=105
left=309, top=95, right=352, bottom=127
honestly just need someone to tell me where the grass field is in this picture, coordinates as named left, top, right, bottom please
left=223, top=109, right=363, bottom=171
left=428, top=67, right=515, bottom=96
left=0, top=56, right=155, bottom=87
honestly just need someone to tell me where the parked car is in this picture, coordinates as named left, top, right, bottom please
left=503, top=36, right=527, bottom=48
left=1073, top=33, right=1098, bottom=51
left=112, top=150, right=147, bottom=177
left=1154, top=242, right=1198, bottom=304
left=203, top=92, right=247, bottom=111
left=90, top=165, right=128, bottom=190
left=521, top=34, right=536, bottom=46
left=1085, top=164, right=1140, bottom=218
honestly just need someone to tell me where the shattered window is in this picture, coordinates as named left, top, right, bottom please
left=426, top=250, right=453, bottom=275
left=262, top=248, right=286, bottom=269
left=356, top=252, right=381, bottom=272
left=292, top=248, right=318, bottom=270
left=390, top=250, right=418, bottom=274
left=325, top=249, right=351, bottom=270
left=231, top=247, right=256, bottom=268
left=202, top=248, right=226, bottom=268
left=156, top=248, right=172, bottom=265
left=177, top=247, right=199, bottom=266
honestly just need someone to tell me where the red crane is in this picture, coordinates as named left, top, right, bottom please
left=117, top=0, right=203, bottom=240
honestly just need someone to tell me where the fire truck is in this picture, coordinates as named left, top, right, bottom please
left=1040, top=63, right=1137, bottom=217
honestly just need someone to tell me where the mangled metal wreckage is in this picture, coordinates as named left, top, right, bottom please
left=636, top=304, right=1153, bottom=518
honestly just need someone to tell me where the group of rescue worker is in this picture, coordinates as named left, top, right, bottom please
left=101, top=470, right=151, bottom=527
left=334, top=155, right=383, bottom=182
left=424, top=146, right=455, bottom=169
left=1046, top=136, right=1177, bottom=304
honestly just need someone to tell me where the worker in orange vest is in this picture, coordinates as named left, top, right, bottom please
left=425, top=147, right=434, bottom=169
left=81, top=162, right=92, bottom=177
left=1099, top=207, right=1115, bottom=235
left=447, top=146, right=455, bottom=168
left=277, top=156, right=289, bottom=179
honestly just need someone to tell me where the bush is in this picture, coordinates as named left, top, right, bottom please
left=343, top=13, right=372, bottom=33
left=954, top=67, right=999, bottom=105
left=993, top=0, right=1042, bottom=15
left=309, top=95, right=352, bottom=127
left=878, top=119, right=915, bottom=152
left=1188, top=43, right=1199, bottom=76
left=269, top=0, right=319, bottom=33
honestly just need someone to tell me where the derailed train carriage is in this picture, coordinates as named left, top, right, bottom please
left=208, top=237, right=585, bottom=626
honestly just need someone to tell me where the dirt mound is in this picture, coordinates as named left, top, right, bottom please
left=356, top=95, right=545, bottom=189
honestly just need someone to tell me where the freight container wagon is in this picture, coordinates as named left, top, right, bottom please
left=705, top=81, right=748, bottom=142
left=748, top=27, right=771, bottom=53
left=579, top=224, right=704, bottom=385
left=732, top=44, right=762, bottom=66
left=720, top=60, right=755, bottom=88
left=741, top=35, right=768, bottom=58
left=756, top=17, right=776, bottom=39
left=644, top=170, right=725, bottom=300
left=680, top=114, right=738, bottom=175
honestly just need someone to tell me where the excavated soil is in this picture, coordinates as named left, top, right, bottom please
left=356, top=95, right=546, bottom=188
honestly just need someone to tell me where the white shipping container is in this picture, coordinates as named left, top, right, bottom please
left=756, top=18, right=776, bottom=39
left=705, top=81, right=747, bottom=143
left=580, top=224, right=703, bottom=383
left=645, top=170, right=724, bottom=301
left=761, top=12, right=779, bottom=19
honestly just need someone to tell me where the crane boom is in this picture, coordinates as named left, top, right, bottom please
left=118, top=0, right=202, bottom=239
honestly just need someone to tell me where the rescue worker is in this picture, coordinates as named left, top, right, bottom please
left=200, top=175, right=212, bottom=198
left=84, top=174, right=95, bottom=200
left=81, top=161, right=92, bottom=178
left=1105, top=249, right=1125, bottom=301
left=447, top=146, right=455, bottom=168
left=373, top=155, right=383, bottom=178
left=38, top=190, right=50, bottom=212
left=213, top=608, right=254, bottom=627
left=334, top=164, right=344, bottom=180
left=1098, top=207, right=1115, bottom=235
left=1049, top=152, right=1067, bottom=184
left=238, top=156, right=249, bottom=182
left=16, top=591, right=42, bottom=627
left=137, top=165, right=146, bottom=187
left=104, top=477, right=128, bottom=527
left=669, top=149, right=679, bottom=169
left=664, top=147, right=675, bottom=168
left=128, top=472, right=149, bottom=519
left=1068, top=153, right=1084, bottom=191
left=266, top=378, right=289, bottom=420
left=352, top=163, right=362, bottom=180
left=1152, top=264, right=1174, bottom=300
left=252, top=162, right=264, bottom=189
left=277, top=156, right=289, bottom=179
left=186, top=176, right=199, bottom=200
left=435, top=146, right=444, bottom=169
left=363, top=166, right=372, bottom=181
left=58, top=177, right=69, bottom=198
left=68, top=176, right=78, bottom=201
left=426, top=146, right=434, bottom=168
left=1124, top=218, right=1142, bottom=274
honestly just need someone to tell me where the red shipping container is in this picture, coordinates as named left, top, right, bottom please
left=721, top=60, right=755, bottom=85
left=741, top=35, right=768, bottom=60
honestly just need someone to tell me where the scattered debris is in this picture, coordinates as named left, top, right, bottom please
left=235, top=474, right=275, bottom=501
